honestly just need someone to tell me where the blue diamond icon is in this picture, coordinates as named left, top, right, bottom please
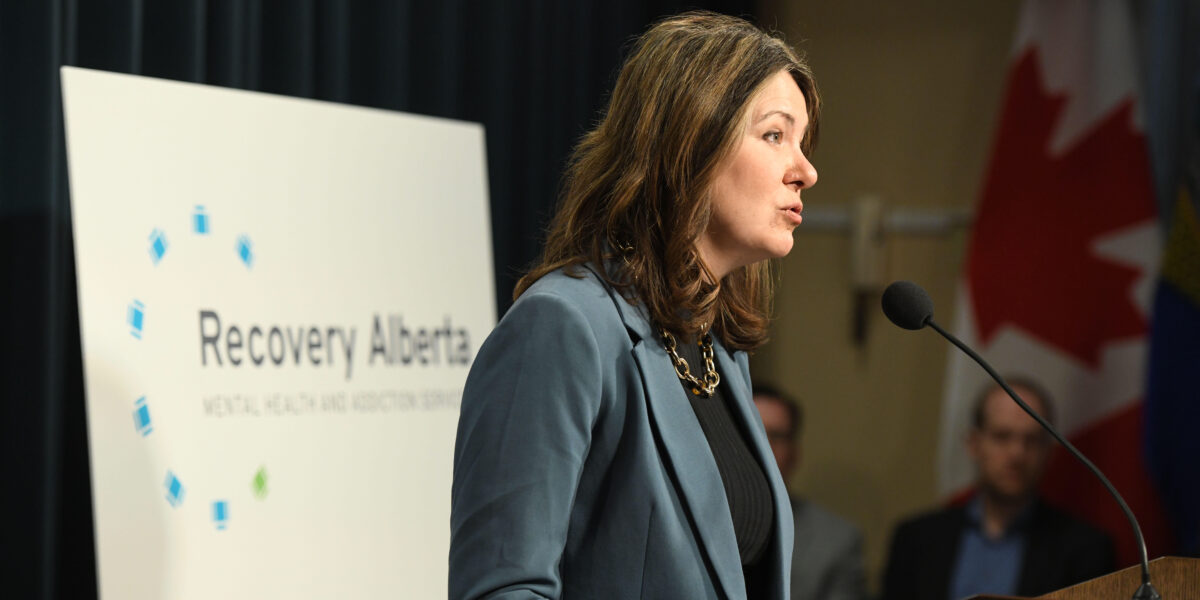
left=194, top=205, right=209, bottom=234
left=128, top=300, right=145, bottom=339
left=237, top=235, right=253, bottom=268
left=133, top=396, right=152, bottom=436
left=213, top=500, right=229, bottom=530
left=165, top=471, right=184, bottom=507
left=148, top=229, right=168, bottom=264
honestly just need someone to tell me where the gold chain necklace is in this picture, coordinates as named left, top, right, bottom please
left=660, top=328, right=720, bottom=398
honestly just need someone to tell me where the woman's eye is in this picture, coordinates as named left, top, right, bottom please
left=763, top=131, right=782, bottom=144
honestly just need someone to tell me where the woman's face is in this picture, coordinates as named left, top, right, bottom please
left=697, top=69, right=817, bottom=279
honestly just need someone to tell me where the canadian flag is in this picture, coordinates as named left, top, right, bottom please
left=938, top=0, right=1173, bottom=567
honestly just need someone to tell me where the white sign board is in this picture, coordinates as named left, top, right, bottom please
left=62, top=66, right=494, bottom=599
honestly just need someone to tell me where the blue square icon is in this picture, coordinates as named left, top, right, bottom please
left=164, top=471, right=184, bottom=507
left=148, top=229, right=168, bottom=264
left=194, top=205, right=209, bottom=234
left=213, top=500, right=229, bottom=530
left=128, top=300, right=145, bottom=339
left=236, top=235, right=253, bottom=268
left=133, top=396, right=152, bottom=436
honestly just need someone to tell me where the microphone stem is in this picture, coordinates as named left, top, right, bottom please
left=926, top=318, right=1153, bottom=589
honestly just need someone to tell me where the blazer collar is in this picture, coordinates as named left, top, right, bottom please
left=580, top=263, right=655, bottom=345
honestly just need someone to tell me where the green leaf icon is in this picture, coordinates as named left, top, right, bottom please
left=252, top=466, right=268, bottom=500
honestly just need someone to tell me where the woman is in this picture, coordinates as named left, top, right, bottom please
left=450, top=11, right=819, bottom=599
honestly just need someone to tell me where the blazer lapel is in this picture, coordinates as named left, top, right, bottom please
left=932, top=506, right=967, bottom=598
left=1017, top=500, right=1053, bottom=595
left=584, top=264, right=747, bottom=599
left=714, top=341, right=794, bottom=598
left=630, top=338, right=745, bottom=600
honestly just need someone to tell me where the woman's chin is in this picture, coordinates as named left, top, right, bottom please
left=768, top=238, right=795, bottom=259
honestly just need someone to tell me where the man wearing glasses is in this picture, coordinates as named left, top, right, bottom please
left=882, top=379, right=1114, bottom=600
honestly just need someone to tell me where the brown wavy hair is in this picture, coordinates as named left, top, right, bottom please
left=514, top=11, right=820, bottom=351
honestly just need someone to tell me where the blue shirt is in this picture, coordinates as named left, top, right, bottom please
left=948, top=497, right=1032, bottom=600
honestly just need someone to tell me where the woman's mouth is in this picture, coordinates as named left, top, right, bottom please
left=782, top=204, right=803, bottom=225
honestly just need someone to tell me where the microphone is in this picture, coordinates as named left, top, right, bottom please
left=880, top=280, right=1161, bottom=600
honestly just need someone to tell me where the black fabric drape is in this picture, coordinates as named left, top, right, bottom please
left=0, top=1, right=752, bottom=597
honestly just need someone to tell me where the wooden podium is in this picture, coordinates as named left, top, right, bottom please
left=968, top=557, right=1199, bottom=599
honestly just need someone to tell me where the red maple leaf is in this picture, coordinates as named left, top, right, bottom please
left=967, top=49, right=1156, bottom=368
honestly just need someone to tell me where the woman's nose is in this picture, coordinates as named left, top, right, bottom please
left=787, top=150, right=818, bottom=189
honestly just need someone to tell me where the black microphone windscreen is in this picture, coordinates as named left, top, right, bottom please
left=882, top=280, right=934, bottom=330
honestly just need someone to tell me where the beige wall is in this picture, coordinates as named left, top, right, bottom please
left=753, top=2, right=1021, bottom=594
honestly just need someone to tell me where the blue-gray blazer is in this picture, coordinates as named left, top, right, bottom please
left=450, top=266, right=794, bottom=599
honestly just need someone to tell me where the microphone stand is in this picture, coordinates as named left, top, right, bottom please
left=925, top=317, right=1161, bottom=600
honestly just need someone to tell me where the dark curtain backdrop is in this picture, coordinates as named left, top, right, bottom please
left=0, top=1, right=751, bottom=597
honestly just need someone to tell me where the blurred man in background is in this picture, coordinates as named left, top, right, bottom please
left=753, top=384, right=865, bottom=600
left=882, top=379, right=1114, bottom=600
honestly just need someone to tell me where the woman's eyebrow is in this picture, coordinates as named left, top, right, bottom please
left=755, top=110, right=794, bottom=124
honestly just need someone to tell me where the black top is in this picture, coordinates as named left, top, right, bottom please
left=674, top=335, right=775, bottom=593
